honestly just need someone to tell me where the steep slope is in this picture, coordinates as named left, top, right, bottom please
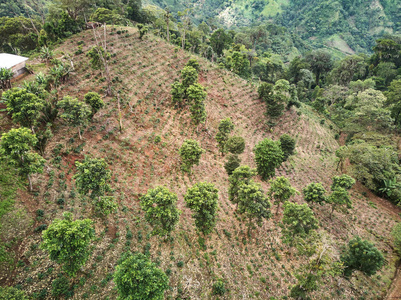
left=1, top=26, right=400, bottom=299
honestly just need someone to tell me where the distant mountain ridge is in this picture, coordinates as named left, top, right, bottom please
left=148, top=0, right=401, bottom=53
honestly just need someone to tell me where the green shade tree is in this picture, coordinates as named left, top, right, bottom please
left=341, top=236, right=385, bottom=277
left=215, top=117, right=234, bottom=155
left=385, top=79, right=401, bottom=126
left=238, top=180, right=271, bottom=231
left=187, top=83, right=207, bottom=125
left=2, top=88, right=45, bottom=133
left=74, top=156, right=112, bottom=199
left=0, top=127, right=45, bottom=191
left=279, top=134, right=296, bottom=161
left=210, top=28, right=232, bottom=56
left=303, top=182, right=327, bottom=205
left=228, top=165, right=257, bottom=206
left=83, top=91, right=104, bottom=119
left=184, top=182, right=219, bottom=235
left=226, top=136, right=245, bottom=154
left=57, top=96, right=91, bottom=140
left=268, top=176, right=298, bottom=215
left=281, top=201, right=319, bottom=245
left=179, top=139, right=204, bottom=173
left=140, top=186, right=181, bottom=237
left=305, top=49, right=333, bottom=86
left=180, top=66, right=198, bottom=90
left=114, top=252, right=169, bottom=300
left=253, top=138, right=284, bottom=180
left=41, top=212, right=95, bottom=277
left=327, top=187, right=351, bottom=219
left=224, top=154, right=241, bottom=176
left=331, top=174, right=355, bottom=191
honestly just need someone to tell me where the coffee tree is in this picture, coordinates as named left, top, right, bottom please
left=114, top=252, right=169, bottom=300
left=84, top=91, right=104, bottom=119
left=57, top=96, right=91, bottom=139
left=303, top=182, right=327, bottom=206
left=268, top=176, right=297, bottom=215
left=41, top=212, right=95, bottom=277
left=238, top=180, right=271, bottom=230
left=341, top=236, right=384, bottom=277
left=215, top=117, right=234, bottom=155
left=0, top=127, right=45, bottom=191
left=254, top=138, right=284, bottom=180
left=140, top=186, right=181, bottom=237
left=226, top=136, right=245, bottom=154
left=179, top=139, right=204, bottom=173
left=184, top=182, right=219, bottom=235
left=228, top=165, right=257, bottom=206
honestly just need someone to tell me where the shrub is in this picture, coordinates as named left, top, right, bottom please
left=179, top=139, right=204, bottom=173
left=212, top=279, right=227, bottom=296
left=253, top=138, right=283, bottom=180
left=224, top=154, right=241, bottom=176
left=114, top=252, right=168, bottom=300
left=341, top=236, right=384, bottom=277
left=279, top=134, right=296, bottom=161
left=226, top=136, right=245, bottom=154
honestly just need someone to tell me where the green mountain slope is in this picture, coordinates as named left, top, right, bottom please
left=147, top=0, right=401, bottom=53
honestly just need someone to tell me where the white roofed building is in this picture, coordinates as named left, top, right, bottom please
left=0, top=53, right=29, bottom=77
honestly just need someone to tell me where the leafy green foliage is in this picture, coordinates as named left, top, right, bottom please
left=87, top=46, right=110, bottom=69
left=331, top=174, right=355, bottom=191
left=226, top=136, right=245, bottom=154
left=212, top=279, right=227, bottom=296
left=137, top=23, right=149, bottom=40
left=327, top=187, right=351, bottom=218
left=279, top=134, right=296, bottom=161
left=238, top=180, right=271, bottom=228
left=84, top=92, right=104, bottom=118
left=341, top=236, right=384, bottom=277
left=210, top=28, right=232, bottom=56
left=342, top=142, right=401, bottom=200
left=253, top=138, right=284, bottom=180
left=305, top=50, right=333, bottom=86
left=281, top=202, right=319, bottom=245
left=228, top=165, right=257, bottom=206
left=74, top=156, right=112, bottom=200
left=2, top=88, right=45, bottom=130
left=0, top=127, right=45, bottom=191
left=57, top=96, right=91, bottom=139
left=186, top=58, right=200, bottom=72
left=215, top=117, right=234, bottom=154
left=179, top=139, right=204, bottom=173
left=41, top=212, right=95, bottom=277
left=224, top=154, right=241, bottom=176
left=0, top=67, right=13, bottom=90
left=269, top=176, right=298, bottom=214
left=51, top=275, right=72, bottom=299
left=114, top=252, right=169, bottom=300
left=187, top=83, right=207, bottom=124
left=303, top=182, right=327, bottom=205
left=184, top=182, right=219, bottom=235
left=0, top=286, right=29, bottom=299
left=171, top=80, right=185, bottom=107
left=140, top=186, right=181, bottom=237
left=180, top=66, right=198, bottom=90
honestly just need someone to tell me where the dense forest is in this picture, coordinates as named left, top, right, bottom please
left=1, top=0, right=401, bottom=299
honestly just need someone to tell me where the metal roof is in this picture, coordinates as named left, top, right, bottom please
left=0, top=53, right=29, bottom=69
